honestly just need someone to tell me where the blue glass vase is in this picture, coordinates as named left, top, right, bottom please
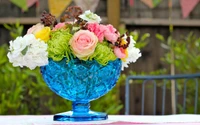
left=40, top=58, right=121, bottom=121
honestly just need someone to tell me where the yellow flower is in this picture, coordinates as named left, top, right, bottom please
left=35, top=27, right=51, bottom=42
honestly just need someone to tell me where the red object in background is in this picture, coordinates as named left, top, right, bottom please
left=129, top=0, right=134, bottom=7
left=180, top=0, right=200, bottom=18
left=27, top=0, right=38, bottom=8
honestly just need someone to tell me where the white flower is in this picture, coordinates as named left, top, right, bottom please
left=121, top=35, right=141, bottom=70
left=7, top=34, right=48, bottom=70
left=79, top=10, right=101, bottom=23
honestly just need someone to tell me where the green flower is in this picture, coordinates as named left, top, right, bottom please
left=48, top=29, right=73, bottom=61
left=89, top=42, right=117, bottom=65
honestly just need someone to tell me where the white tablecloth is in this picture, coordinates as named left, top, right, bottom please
left=0, top=114, right=200, bottom=125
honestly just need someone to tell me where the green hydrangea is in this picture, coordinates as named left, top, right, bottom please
left=89, top=41, right=117, bottom=65
left=47, top=29, right=73, bottom=62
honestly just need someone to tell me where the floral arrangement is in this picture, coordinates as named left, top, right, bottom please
left=7, top=6, right=141, bottom=70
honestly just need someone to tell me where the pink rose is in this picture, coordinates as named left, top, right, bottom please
left=114, top=47, right=126, bottom=58
left=69, top=30, right=98, bottom=60
left=53, top=22, right=66, bottom=30
left=87, top=23, right=119, bottom=44
left=27, top=23, right=44, bottom=34
left=104, top=24, right=119, bottom=44
left=87, top=23, right=106, bottom=42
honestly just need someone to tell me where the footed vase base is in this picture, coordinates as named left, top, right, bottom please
left=54, top=110, right=108, bottom=121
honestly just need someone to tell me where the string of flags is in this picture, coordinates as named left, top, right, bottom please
left=10, top=0, right=38, bottom=12
left=138, top=0, right=200, bottom=18
left=9, top=0, right=200, bottom=19
left=180, top=0, right=200, bottom=18
left=48, top=0, right=72, bottom=18
left=74, top=0, right=100, bottom=12
left=140, top=0, right=162, bottom=8
left=48, top=0, right=100, bottom=18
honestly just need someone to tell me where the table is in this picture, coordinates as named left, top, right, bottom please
left=0, top=114, right=200, bottom=125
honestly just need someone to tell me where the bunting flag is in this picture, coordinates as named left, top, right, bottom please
left=129, top=0, right=134, bottom=7
left=48, top=0, right=72, bottom=17
left=27, top=0, right=38, bottom=8
left=153, top=0, right=162, bottom=7
left=10, top=0, right=38, bottom=11
left=74, top=0, right=100, bottom=12
left=10, top=0, right=28, bottom=11
left=140, top=0, right=162, bottom=8
left=180, top=0, right=200, bottom=18
left=141, top=0, right=153, bottom=8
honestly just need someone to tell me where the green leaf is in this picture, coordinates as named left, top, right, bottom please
left=156, top=33, right=165, bottom=42
left=21, top=46, right=28, bottom=55
left=160, top=43, right=169, bottom=50
left=131, top=31, right=139, bottom=41
left=135, top=42, right=148, bottom=49
left=10, top=32, right=18, bottom=39
left=3, top=24, right=12, bottom=30
left=167, top=36, right=172, bottom=45
left=15, top=21, right=20, bottom=28
left=141, top=33, right=150, bottom=42
left=10, top=0, right=28, bottom=11
left=17, top=26, right=24, bottom=36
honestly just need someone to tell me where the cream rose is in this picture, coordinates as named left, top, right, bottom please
left=69, top=30, right=98, bottom=60
left=27, top=23, right=44, bottom=34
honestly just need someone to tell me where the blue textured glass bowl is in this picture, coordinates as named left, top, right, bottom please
left=40, top=58, right=122, bottom=121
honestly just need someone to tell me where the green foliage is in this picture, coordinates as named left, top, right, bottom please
left=157, top=32, right=200, bottom=73
left=156, top=33, right=165, bottom=42
left=173, top=33, right=200, bottom=73
left=119, top=24, right=150, bottom=49
left=0, top=44, right=68, bottom=114
left=156, top=32, right=200, bottom=113
left=130, top=31, right=150, bottom=49
left=3, top=21, right=24, bottom=39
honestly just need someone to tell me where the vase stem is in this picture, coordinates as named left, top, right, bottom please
left=54, top=101, right=107, bottom=121
left=72, top=101, right=90, bottom=113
